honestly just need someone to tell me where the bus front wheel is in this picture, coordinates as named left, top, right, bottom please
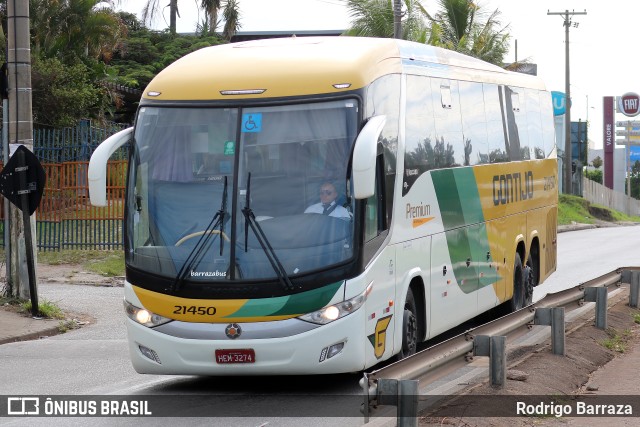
left=397, top=288, right=418, bottom=360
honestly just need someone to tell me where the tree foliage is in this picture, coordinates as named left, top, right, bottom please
left=584, top=169, right=603, bottom=185
left=1, top=3, right=226, bottom=127
left=630, top=160, right=640, bottom=200
left=109, top=21, right=224, bottom=90
left=343, top=0, right=511, bottom=66
left=31, top=57, right=101, bottom=128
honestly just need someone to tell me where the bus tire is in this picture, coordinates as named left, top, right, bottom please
left=509, top=252, right=527, bottom=312
left=397, top=288, right=418, bottom=360
left=525, top=253, right=536, bottom=303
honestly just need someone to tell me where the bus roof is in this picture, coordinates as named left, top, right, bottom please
left=142, top=37, right=546, bottom=102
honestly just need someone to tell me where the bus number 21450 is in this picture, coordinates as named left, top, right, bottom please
left=173, top=305, right=217, bottom=315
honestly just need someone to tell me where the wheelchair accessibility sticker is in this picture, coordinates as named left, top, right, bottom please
left=242, top=113, right=262, bottom=133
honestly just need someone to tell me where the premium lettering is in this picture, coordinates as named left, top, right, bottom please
left=406, top=202, right=431, bottom=219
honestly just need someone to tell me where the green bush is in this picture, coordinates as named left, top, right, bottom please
left=584, top=169, right=603, bottom=184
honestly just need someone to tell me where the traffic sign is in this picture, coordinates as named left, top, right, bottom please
left=616, top=139, right=640, bottom=146
left=616, top=129, right=640, bottom=137
left=0, top=145, right=46, bottom=215
left=616, top=120, right=640, bottom=127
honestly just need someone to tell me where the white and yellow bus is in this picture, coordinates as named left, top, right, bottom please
left=89, top=36, right=557, bottom=375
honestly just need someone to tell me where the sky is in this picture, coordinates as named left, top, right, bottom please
left=118, top=0, right=640, bottom=149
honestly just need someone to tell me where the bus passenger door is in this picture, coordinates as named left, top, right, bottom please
left=429, top=231, right=478, bottom=337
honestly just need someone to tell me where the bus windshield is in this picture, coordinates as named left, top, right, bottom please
left=126, top=100, right=359, bottom=285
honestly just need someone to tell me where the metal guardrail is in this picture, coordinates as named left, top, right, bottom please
left=361, top=267, right=640, bottom=425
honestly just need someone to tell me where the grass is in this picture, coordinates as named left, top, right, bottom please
left=601, top=328, right=634, bottom=353
left=634, top=313, right=640, bottom=325
left=20, top=299, right=65, bottom=320
left=37, top=250, right=124, bottom=277
left=558, top=194, right=640, bottom=226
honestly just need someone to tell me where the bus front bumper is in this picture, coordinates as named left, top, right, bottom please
left=125, top=311, right=367, bottom=375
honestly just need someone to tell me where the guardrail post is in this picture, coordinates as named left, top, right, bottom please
left=375, top=378, right=418, bottom=427
left=584, top=287, right=608, bottom=329
left=534, top=307, right=566, bottom=355
left=473, top=335, right=506, bottom=387
left=630, top=271, right=640, bottom=308
left=398, top=379, right=419, bottom=427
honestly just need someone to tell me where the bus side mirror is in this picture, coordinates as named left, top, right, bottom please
left=88, top=127, right=133, bottom=206
left=352, top=115, right=386, bottom=200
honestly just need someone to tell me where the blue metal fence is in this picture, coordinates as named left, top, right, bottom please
left=1, top=120, right=130, bottom=250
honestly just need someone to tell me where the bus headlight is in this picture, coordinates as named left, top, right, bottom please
left=124, top=300, right=172, bottom=327
left=298, top=282, right=373, bottom=325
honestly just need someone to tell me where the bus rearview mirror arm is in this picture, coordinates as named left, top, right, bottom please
left=352, top=115, right=386, bottom=200
left=88, top=127, right=134, bottom=206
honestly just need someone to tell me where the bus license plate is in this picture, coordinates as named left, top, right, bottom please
left=215, top=349, right=255, bottom=364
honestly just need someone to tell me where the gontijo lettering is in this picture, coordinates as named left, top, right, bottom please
left=492, top=171, right=534, bottom=206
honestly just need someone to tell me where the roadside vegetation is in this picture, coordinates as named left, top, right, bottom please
left=37, top=250, right=124, bottom=277
left=600, top=328, right=634, bottom=353
left=557, top=194, right=640, bottom=226
left=20, top=299, right=65, bottom=319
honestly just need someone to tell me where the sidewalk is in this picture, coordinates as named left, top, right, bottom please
left=0, top=306, right=61, bottom=345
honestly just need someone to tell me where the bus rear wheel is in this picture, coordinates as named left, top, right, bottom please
left=397, top=288, right=418, bottom=360
left=509, top=252, right=528, bottom=312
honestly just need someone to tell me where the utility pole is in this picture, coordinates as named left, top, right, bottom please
left=548, top=9, right=587, bottom=195
left=7, top=0, right=36, bottom=300
left=393, top=0, right=402, bottom=39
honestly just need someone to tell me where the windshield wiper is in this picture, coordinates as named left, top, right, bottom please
left=172, top=176, right=229, bottom=292
left=241, top=173, right=295, bottom=292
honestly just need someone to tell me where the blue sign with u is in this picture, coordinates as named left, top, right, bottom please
left=551, top=91, right=566, bottom=116
left=242, top=113, right=262, bottom=133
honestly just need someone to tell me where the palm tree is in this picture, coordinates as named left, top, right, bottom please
left=343, top=0, right=431, bottom=43
left=30, top=0, right=125, bottom=61
left=141, top=0, right=179, bottom=35
left=426, top=0, right=510, bottom=64
left=343, top=0, right=510, bottom=66
left=221, top=0, right=241, bottom=41
left=200, top=0, right=222, bottom=34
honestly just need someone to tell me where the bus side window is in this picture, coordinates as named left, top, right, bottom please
left=364, top=153, right=387, bottom=242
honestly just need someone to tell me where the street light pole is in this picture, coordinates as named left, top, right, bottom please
left=548, top=9, right=587, bottom=194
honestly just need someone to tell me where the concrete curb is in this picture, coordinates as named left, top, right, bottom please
left=0, top=309, right=61, bottom=345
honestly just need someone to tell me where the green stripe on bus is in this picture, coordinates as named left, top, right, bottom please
left=453, top=168, right=484, bottom=224
left=432, top=168, right=498, bottom=293
left=226, top=281, right=343, bottom=318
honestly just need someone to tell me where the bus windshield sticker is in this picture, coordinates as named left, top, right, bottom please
left=242, top=113, right=262, bottom=133
left=223, top=141, right=235, bottom=156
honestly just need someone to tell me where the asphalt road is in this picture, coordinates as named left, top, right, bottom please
left=1, top=225, right=639, bottom=426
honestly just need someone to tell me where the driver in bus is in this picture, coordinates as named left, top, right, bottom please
left=304, top=182, right=351, bottom=220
